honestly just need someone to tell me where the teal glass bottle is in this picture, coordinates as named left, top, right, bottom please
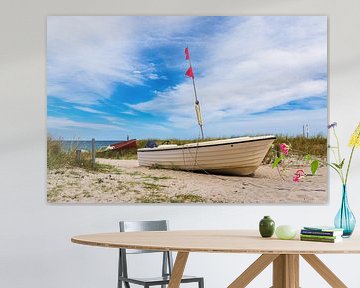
left=259, top=216, right=275, bottom=238
left=334, top=185, right=356, bottom=237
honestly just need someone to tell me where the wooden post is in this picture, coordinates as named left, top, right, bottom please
left=76, top=149, right=81, bottom=163
left=91, top=138, right=96, bottom=167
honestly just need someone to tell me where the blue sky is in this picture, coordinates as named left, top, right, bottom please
left=47, top=16, right=327, bottom=140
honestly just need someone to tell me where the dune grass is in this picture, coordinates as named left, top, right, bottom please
left=263, top=135, right=327, bottom=164
left=98, top=135, right=327, bottom=162
left=274, top=135, right=327, bottom=157
left=96, top=148, right=138, bottom=160
left=47, top=136, right=115, bottom=171
left=48, top=135, right=327, bottom=168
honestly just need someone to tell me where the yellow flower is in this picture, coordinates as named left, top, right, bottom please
left=349, top=122, right=360, bottom=147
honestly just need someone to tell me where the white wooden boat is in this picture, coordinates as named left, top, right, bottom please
left=137, top=135, right=275, bottom=176
left=137, top=48, right=275, bottom=176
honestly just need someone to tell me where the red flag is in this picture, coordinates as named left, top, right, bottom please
left=185, top=66, right=194, bottom=78
left=185, top=47, right=190, bottom=60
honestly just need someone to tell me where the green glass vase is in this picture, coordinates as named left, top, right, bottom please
left=259, top=216, right=275, bottom=237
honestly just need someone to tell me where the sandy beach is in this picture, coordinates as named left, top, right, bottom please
left=47, top=158, right=327, bottom=204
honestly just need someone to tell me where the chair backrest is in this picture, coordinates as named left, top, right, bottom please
left=119, top=220, right=168, bottom=254
left=118, top=220, right=174, bottom=283
left=120, top=220, right=168, bottom=232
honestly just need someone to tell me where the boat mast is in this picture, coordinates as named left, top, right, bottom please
left=185, top=47, right=204, bottom=140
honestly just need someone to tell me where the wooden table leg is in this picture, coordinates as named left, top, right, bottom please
left=301, top=254, right=347, bottom=288
left=168, top=252, right=189, bottom=288
left=228, top=254, right=279, bottom=288
left=273, top=254, right=286, bottom=287
left=288, top=254, right=299, bottom=288
left=272, top=254, right=299, bottom=288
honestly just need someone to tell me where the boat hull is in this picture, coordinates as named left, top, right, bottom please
left=107, top=139, right=137, bottom=151
left=137, top=136, right=275, bottom=176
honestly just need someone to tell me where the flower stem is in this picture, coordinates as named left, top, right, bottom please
left=345, top=130, right=360, bottom=185
left=276, top=165, right=286, bottom=181
left=333, top=127, right=345, bottom=182
left=333, top=127, right=342, bottom=163
left=345, top=145, right=356, bottom=185
left=330, top=147, right=339, bottom=164
left=322, top=161, right=344, bottom=182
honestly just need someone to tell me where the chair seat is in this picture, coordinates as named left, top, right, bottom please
left=119, top=274, right=203, bottom=286
left=118, top=221, right=204, bottom=288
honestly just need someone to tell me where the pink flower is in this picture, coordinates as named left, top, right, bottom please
left=293, top=169, right=305, bottom=182
left=295, top=169, right=305, bottom=177
left=279, top=143, right=289, bottom=155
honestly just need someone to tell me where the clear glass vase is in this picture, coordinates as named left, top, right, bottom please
left=334, top=185, right=356, bottom=237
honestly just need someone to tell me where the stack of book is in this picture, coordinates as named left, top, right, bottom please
left=300, top=226, right=344, bottom=243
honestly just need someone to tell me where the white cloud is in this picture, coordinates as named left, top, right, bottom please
left=48, top=16, right=327, bottom=138
left=74, top=106, right=105, bottom=114
left=129, top=16, right=327, bottom=135
left=101, top=116, right=127, bottom=126
left=47, top=16, right=145, bottom=105
left=132, top=108, right=327, bottom=139
left=47, top=16, right=198, bottom=105
left=48, top=116, right=124, bottom=131
left=120, top=110, right=137, bottom=116
left=201, top=108, right=328, bottom=138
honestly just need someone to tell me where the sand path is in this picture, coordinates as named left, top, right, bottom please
left=47, top=158, right=327, bottom=204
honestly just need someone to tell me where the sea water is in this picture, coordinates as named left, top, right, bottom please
left=60, top=140, right=124, bottom=151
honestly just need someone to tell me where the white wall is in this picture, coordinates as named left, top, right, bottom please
left=1, top=0, right=360, bottom=287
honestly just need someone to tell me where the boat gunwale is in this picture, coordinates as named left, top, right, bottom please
left=137, top=136, right=276, bottom=153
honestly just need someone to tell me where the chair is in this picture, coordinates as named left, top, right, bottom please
left=118, top=220, right=204, bottom=288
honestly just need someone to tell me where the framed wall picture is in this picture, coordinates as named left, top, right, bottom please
left=47, top=16, right=328, bottom=203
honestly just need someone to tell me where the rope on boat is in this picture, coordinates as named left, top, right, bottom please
left=180, top=132, right=245, bottom=183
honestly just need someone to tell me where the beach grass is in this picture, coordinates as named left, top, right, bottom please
left=95, top=135, right=327, bottom=162
left=47, top=136, right=119, bottom=171
left=48, top=135, right=327, bottom=169
left=137, top=191, right=205, bottom=203
left=263, top=135, right=327, bottom=164
left=274, top=135, right=326, bottom=157
left=96, top=148, right=138, bottom=160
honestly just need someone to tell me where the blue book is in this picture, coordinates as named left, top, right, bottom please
left=302, top=226, right=343, bottom=236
